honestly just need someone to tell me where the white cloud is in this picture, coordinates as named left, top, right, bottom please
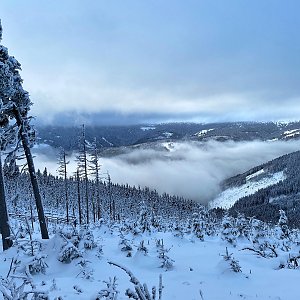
left=33, top=140, right=300, bottom=204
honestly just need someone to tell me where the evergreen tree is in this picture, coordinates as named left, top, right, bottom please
left=0, top=20, right=48, bottom=240
left=278, top=209, right=289, bottom=239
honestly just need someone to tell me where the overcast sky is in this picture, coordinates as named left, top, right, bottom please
left=1, top=1, right=300, bottom=124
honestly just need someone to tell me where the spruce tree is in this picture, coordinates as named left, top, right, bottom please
left=0, top=20, right=49, bottom=240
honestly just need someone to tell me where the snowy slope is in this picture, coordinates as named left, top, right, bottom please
left=1, top=221, right=300, bottom=300
left=209, top=171, right=286, bottom=209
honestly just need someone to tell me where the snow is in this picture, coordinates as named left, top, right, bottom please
left=140, top=126, right=156, bottom=131
left=245, top=169, right=264, bottom=181
left=102, top=137, right=114, bottom=146
left=283, top=129, right=300, bottom=138
left=195, top=128, right=214, bottom=137
left=33, top=143, right=51, bottom=149
left=162, top=142, right=175, bottom=151
left=209, top=171, right=286, bottom=209
left=1, top=221, right=300, bottom=300
left=163, top=132, right=173, bottom=138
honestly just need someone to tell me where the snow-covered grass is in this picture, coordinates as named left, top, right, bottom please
left=1, top=215, right=299, bottom=300
left=209, top=171, right=286, bottom=209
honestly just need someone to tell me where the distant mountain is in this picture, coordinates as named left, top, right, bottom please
left=35, top=121, right=300, bottom=151
left=209, top=150, right=300, bottom=227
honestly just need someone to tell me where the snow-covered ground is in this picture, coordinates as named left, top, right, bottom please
left=162, top=132, right=173, bottom=138
left=102, top=137, right=114, bottom=146
left=1, top=220, right=299, bottom=300
left=140, top=126, right=156, bottom=131
left=195, top=129, right=214, bottom=137
left=209, top=171, right=286, bottom=209
left=283, top=129, right=300, bottom=138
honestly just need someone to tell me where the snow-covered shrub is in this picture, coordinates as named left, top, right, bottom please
left=150, top=210, right=160, bottom=229
left=275, top=210, right=292, bottom=252
left=156, top=239, right=174, bottom=271
left=0, top=275, right=49, bottom=300
left=76, top=259, right=94, bottom=280
left=27, top=254, right=48, bottom=275
left=235, top=213, right=250, bottom=240
left=249, top=218, right=267, bottom=243
left=222, top=247, right=242, bottom=273
left=58, top=226, right=80, bottom=247
left=137, top=240, right=148, bottom=256
left=204, top=216, right=218, bottom=237
left=242, top=240, right=278, bottom=258
left=58, top=241, right=82, bottom=263
left=192, top=212, right=204, bottom=241
left=9, top=219, right=42, bottom=256
left=137, top=202, right=151, bottom=233
left=82, top=230, right=96, bottom=249
left=173, top=222, right=185, bottom=238
left=118, top=234, right=133, bottom=257
left=221, top=214, right=238, bottom=246
left=73, top=285, right=83, bottom=294
left=286, top=253, right=300, bottom=269
left=278, top=209, right=289, bottom=239
left=96, top=277, right=118, bottom=300
left=50, top=279, right=57, bottom=291
left=108, top=262, right=163, bottom=300
left=96, top=244, right=104, bottom=259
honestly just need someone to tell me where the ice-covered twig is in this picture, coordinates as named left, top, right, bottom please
left=108, top=262, right=163, bottom=300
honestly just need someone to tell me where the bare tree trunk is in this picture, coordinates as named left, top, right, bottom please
left=0, top=154, right=12, bottom=250
left=108, top=174, right=114, bottom=221
left=77, top=169, right=82, bottom=225
left=13, top=106, right=49, bottom=239
left=63, top=152, right=69, bottom=223
left=96, top=176, right=101, bottom=220
left=83, top=141, right=89, bottom=224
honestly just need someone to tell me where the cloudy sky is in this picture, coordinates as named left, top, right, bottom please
left=1, top=1, right=300, bottom=124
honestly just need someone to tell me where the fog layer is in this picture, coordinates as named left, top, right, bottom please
left=33, top=140, right=300, bottom=203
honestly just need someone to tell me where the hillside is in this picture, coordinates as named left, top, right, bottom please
left=35, top=121, right=300, bottom=151
left=1, top=193, right=300, bottom=299
left=209, top=150, right=300, bottom=227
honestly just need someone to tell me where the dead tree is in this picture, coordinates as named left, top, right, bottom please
left=58, top=147, right=69, bottom=223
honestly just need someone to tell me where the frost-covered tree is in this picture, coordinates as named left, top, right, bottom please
left=0, top=20, right=15, bottom=250
left=88, top=138, right=101, bottom=220
left=57, top=147, right=70, bottom=222
left=76, top=124, right=89, bottom=224
left=278, top=209, right=289, bottom=239
left=0, top=20, right=48, bottom=240
left=221, top=214, right=238, bottom=246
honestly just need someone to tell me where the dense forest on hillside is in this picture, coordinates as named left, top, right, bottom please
left=228, top=151, right=300, bottom=227
left=36, top=121, right=300, bottom=151
left=5, top=169, right=201, bottom=226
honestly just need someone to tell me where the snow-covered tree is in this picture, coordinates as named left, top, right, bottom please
left=57, top=147, right=70, bottom=222
left=278, top=209, right=289, bottom=239
left=88, top=138, right=102, bottom=220
left=76, top=124, right=89, bottom=224
left=221, top=214, right=238, bottom=246
left=0, top=19, right=48, bottom=241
